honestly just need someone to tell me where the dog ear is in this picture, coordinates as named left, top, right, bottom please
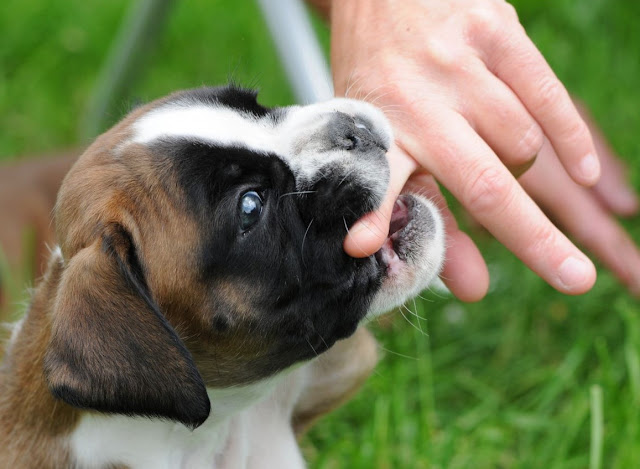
left=43, top=224, right=210, bottom=429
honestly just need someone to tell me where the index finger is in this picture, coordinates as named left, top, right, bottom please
left=401, top=111, right=596, bottom=295
left=343, top=146, right=491, bottom=302
left=481, top=28, right=601, bottom=187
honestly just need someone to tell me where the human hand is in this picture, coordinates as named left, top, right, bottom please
left=329, top=0, right=601, bottom=300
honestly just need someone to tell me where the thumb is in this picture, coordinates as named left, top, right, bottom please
left=343, top=144, right=417, bottom=257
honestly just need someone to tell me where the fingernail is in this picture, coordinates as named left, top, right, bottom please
left=579, top=153, right=601, bottom=184
left=558, top=256, right=593, bottom=292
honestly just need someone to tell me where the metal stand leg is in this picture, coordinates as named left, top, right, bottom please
left=256, top=0, right=333, bottom=104
left=80, top=0, right=175, bottom=140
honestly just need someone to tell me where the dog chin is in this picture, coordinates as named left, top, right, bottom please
left=367, top=193, right=445, bottom=318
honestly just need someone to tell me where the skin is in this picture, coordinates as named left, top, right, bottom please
left=307, top=0, right=640, bottom=300
left=519, top=104, right=640, bottom=297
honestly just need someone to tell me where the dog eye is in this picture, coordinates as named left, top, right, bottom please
left=239, top=191, right=263, bottom=231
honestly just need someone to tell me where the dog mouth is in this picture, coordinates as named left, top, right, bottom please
left=374, top=195, right=414, bottom=277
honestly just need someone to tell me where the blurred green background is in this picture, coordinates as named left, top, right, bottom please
left=1, top=0, right=639, bottom=467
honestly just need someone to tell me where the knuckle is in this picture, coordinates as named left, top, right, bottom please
left=500, top=1, right=519, bottom=21
left=515, top=122, right=545, bottom=161
left=465, top=5, right=502, bottom=33
left=464, top=2, right=519, bottom=40
left=423, top=38, right=468, bottom=71
left=463, top=2, right=522, bottom=50
left=526, top=225, right=558, bottom=260
left=559, top=118, right=590, bottom=145
left=536, top=76, right=565, bottom=111
left=463, top=165, right=512, bottom=215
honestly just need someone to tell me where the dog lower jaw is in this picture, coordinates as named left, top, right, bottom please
left=375, top=195, right=412, bottom=278
left=368, top=194, right=445, bottom=318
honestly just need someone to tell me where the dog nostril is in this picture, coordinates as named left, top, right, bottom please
left=345, top=134, right=361, bottom=151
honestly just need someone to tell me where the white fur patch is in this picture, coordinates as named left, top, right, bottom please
left=132, top=105, right=282, bottom=155
left=51, top=244, right=64, bottom=264
left=68, top=373, right=306, bottom=469
left=129, top=97, right=392, bottom=201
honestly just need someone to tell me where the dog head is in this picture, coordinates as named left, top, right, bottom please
left=43, top=86, right=444, bottom=429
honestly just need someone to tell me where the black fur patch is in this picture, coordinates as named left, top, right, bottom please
left=44, top=225, right=211, bottom=429
left=152, top=135, right=383, bottom=378
left=169, top=85, right=272, bottom=119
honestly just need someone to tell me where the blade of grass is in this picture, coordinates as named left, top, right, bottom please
left=590, top=385, right=603, bottom=469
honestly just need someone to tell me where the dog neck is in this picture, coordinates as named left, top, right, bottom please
left=69, top=373, right=308, bottom=469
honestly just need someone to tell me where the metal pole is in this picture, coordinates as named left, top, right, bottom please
left=255, top=0, right=333, bottom=104
left=80, top=0, right=175, bottom=140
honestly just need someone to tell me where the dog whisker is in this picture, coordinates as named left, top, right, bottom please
left=277, top=190, right=316, bottom=209
left=344, top=70, right=359, bottom=98
left=416, top=292, right=435, bottom=302
left=407, top=300, right=428, bottom=322
left=361, top=82, right=392, bottom=104
left=278, top=190, right=316, bottom=200
left=337, top=167, right=358, bottom=188
left=342, top=216, right=375, bottom=259
left=301, top=218, right=314, bottom=266
left=305, top=337, right=319, bottom=357
left=422, top=285, right=448, bottom=300
left=315, top=329, right=329, bottom=351
left=399, top=304, right=428, bottom=336
left=345, top=207, right=386, bottom=238
left=368, top=89, right=398, bottom=107
left=378, top=345, right=419, bottom=361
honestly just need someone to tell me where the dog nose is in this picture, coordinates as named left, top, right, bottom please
left=330, top=112, right=385, bottom=153
left=298, top=113, right=390, bottom=231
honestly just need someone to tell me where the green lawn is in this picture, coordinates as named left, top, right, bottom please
left=1, top=1, right=639, bottom=467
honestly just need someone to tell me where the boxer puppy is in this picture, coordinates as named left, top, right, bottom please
left=0, top=85, right=444, bottom=468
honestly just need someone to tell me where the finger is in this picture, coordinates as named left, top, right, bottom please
left=521, top=140, right=640, bottom=296
left=404, top=172, right=489, bottom=302
left=572, top=99, right=640, bottom=216
left=399, top=111, right=596, bottom=294
left=593, top=143, right=639, bottom=216
left=465, top=62, right=544, bottom=170
left=343, top=143, right=417, bottom=257
left=481, top=29, right=600, bottom=186
left=510, top=156, right=537, bottom=179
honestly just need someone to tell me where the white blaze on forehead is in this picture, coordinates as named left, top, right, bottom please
left=130, top=98, right=392, bottom=154
left=129, top=98, right=393, bottom=198
left=131, top=104, right=282, bottom=154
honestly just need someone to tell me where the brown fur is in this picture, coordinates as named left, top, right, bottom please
left=292, top=326, right=378, bottom=435
left=0, top=254, right=80, bottom=468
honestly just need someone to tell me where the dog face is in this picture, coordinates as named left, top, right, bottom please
left=44, top=86, right=444, bottom=429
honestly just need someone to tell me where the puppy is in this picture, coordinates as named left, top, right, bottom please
left=0, top=85, right=444, bottom=468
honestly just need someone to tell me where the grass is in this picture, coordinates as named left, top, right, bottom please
left=1, top=0, right=639, bottom=467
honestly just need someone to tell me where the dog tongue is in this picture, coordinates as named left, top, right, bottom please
left=374, top=196, right=411, bottom=277
left=389, top=196, right=410, bottom=236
